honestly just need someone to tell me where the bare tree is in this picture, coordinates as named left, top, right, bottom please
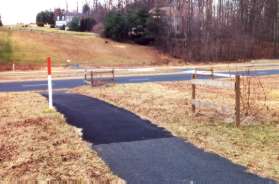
left=90, top=0, right=279, bottom=61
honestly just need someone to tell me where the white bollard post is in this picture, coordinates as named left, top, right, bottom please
left=47, top=57, right=53, bottom=109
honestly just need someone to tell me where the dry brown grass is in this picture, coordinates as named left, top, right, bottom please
left=0, top=28, right=181, bottom=66
left=0, top=92, right=124, bottom=183
left=72, top=76, right=279, bottom=181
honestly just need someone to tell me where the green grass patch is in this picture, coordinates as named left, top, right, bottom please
left=0, top=30, right=13, bottom=63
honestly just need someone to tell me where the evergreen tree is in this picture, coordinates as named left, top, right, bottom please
left=0, top=16, right=3, bottom=27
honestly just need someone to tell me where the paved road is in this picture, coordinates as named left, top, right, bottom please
left=0, top=73, right=203, bottom=92
left=1, top=69, right=279, bottom=92
left=50, top=92, right=275, bottom=184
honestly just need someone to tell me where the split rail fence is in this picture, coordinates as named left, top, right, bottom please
left=84, top=69, right=115, bottom=86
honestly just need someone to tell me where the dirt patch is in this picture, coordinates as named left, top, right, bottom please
left=0, top=92, right=124, bottom=183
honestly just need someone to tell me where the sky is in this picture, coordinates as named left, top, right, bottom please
left=0, top=0, right=88, bottom=25
left=0, top=0, right=219, bottom=25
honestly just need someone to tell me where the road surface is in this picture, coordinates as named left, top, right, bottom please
left=1, top=69, right=279, bottom=92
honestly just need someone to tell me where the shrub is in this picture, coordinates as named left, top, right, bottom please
left=67, top=17, right=80, bottom=31
left=47, top=11, right=55, bottom=27
left=36, top=12, right=45, bottom=27
left=103, top=6, right=157, bottom=44
left=104, top=11, right=128, bottom=41
left=36, top=11, right=55, bottom=27
left=0, top=15, right=3, bottom=26
left=80, top=17, right=96, bottom=32
left=133, top=35, right=155, bottom=45
left=127, top=8, right=149, bottom=29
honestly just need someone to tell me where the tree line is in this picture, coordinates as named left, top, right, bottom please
left=36, top=4, right=96, bottom=32
left=153, top=0, right=279, bottom=61
left=99, top=0, right=279, bottom=61
left=35, top=0, right=279, bottom=61
left=36, top=11, right=55, bottom=27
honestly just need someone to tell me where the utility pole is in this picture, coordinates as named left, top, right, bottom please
left=65, top=0, right=69, bottom=13
left=77, top=1, right=79, bottom=13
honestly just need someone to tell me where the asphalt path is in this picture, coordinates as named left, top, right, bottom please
left=50, top=92, right=276, bottom=184
left=1, top=69, right=279, bottom=92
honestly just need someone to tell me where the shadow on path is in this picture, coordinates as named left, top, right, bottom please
left=51, top=92, right=173, bottom=145
left=46, top=92, right=276, bottom=184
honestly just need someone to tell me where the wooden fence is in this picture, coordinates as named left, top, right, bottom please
left=191, top=71, right=241, bottom=127
left=84, top=69, right=115, bottom=86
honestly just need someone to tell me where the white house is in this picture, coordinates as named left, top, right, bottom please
left=55, top=11, right=81, bottom=29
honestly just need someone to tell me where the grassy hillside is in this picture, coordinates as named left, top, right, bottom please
left=0, top=27, right=179, bottom=66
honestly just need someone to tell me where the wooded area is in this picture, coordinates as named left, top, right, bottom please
left=97, top=0, right=279, bottom=61
left=154, top=0, right=279, bottom=61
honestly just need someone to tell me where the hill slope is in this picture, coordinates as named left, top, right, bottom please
left=0, top=27, right=179, bottom=66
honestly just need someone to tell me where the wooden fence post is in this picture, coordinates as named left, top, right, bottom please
left=235, top=75, right=241, bottom=127
left=84, top=69, right=87, bottom=81
left=91, top=71, right=94, bottom=87
left=211, top=68, right=214, bottom=79
left=192, top=73, right=197, bottom=113
left=112, top=69, right=115, bottom=83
